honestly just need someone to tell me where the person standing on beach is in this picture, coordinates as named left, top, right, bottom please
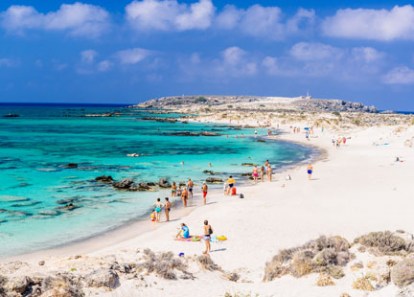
left=187, top=178, right=194, bottom=198
left=260, top=166, right=265, bottom=182
left=267, top=164, right=273, bottom=182
left=203, top=220, right=213, bottom=255
left=181, top=187, right=188, bottom=207
left=307, top=164, right=313, bottom=180
left=171, top=182, right=177, bottom=197
left=252, top=166, right=259, bottom=183
left=202, top=182, right=208, bottom=205
left=154, top=198, right=163, bottom=222
left=164, top=197, right=171, bottom=221
left=226, top=176, right=236, bottom=195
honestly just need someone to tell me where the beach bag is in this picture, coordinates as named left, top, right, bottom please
left=231, top=187, right=237, bottom=195
left=209, top=226, right=213, bottom=235
left=239, top=193, right=244, bottom=199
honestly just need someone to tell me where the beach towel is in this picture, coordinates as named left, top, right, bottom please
left=174, top=235, right=227, bottom=242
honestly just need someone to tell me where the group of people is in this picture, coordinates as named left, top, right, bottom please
left=251, top=160, right=273, bottom=183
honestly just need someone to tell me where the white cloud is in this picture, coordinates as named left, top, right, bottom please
left=290, top=42, right=342, bottom=61
left=215, top=5, right=314, bottom=39
left=322, top=5, right=414, bottom=41
left=262, top=56, right=279, bottom=75
left=125, top=0, right=214, bottom=31
left=97, top=60, right=112, bottom=72
left=116, top=48, right=152, bottom=65
left=351, top=47, right=384, bottom=63
left=217, top=46, right=257, bottom=76
left=81, top=50, right=98, bottom=64
left=383, top=66, right=414, bottom=84
left=0, top=3, right=110, bottom=37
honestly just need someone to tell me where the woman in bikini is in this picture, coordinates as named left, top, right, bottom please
left=154, top=198, right=163, bottom=222
left=203, top=220, right=213, bottom=255
left=171, top=182, right=177, bottom=197
left=201, top=182, right=208, bottom=205
left=252, top=166, right=259, bottom=183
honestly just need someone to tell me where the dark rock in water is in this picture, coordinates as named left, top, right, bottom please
left=58, top=203, right=79, bottom=211
left=11, top=201, right=41, bottom=207
left=256, top=139, right=266, bottom=143
left=0, top=208, right=7, bottom=213
left=113, top=178, right=134, bottom=190
left=0, top=219, right=7, bottom=224
left=141, top=117, right=178, bottom=123
left=242, top=163, right=257, bottom=166
left=159, top=178, right=171, bottom=188
left=241, top=172, right=252, bottom=176
left=138, top=183, right=151, bottom=190
left=56, top=198, right=77, bottom=205
left=8, top=210, right=32, bottom=217
left=66, top=163, right=78, bottom=169
left=95, top=175, right=114, bottom=183
left=3, top=113, right=19, bottom=118
left=0, top=195, right=30, bottom=202
left=205, top=177, right=224, bottom=184
left=146, top=182, right=156, bottom=187
left=179, top=182, right=186, bottom=187
left=203, top=170, right=218, bottom=175
left=85, top=269, right=119, bottom=289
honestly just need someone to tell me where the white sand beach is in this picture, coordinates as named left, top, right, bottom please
left=2, top=118, right=414, bottom=297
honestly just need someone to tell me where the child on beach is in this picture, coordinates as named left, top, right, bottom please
left=226, top=176, right=235, bottom=195
left=164, top=197, right=171, bottom=221
left=267, top=165, right=273, bottom=182
left=307, top=164, right=313, bottom=180
left=202, top=182, right=208, bottom=205
left=154, top=198, right=163, bottom=222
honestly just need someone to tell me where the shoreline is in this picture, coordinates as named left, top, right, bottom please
left=1, top=127, right=320, bottom=262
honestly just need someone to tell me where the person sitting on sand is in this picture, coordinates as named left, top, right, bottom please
left=181, top=187, right=188, bottom=207
left=202, top=182, right=208, bottom=205
left=307, top=164, right=313, bottom=180
left=203, top=220, right=213, bottom=254
left=226, top=176, right=236, bottom=195
left=171, top=182, right=177, bottom=197
left=176, top=223, right=190, bottom=239
left=164, top=197, right=171, bottom=221
left=187, top=178, right=194, bottom=198
left=154, top=198, right=163, bottom=222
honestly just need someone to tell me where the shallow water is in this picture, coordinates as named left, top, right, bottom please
left=0, top=104, right=313, bottom=256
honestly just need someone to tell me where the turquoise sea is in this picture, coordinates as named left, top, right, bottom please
left=0, top=103, right=313, bottom=257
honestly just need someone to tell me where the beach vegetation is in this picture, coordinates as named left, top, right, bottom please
left=263, top=236, right=351, bottom=282
left=195, top=97, right=208, bottom=103
left=227, top=105, right=233, bottom=108
left=316, top=273, right=335, bottom=286
left=391, top=258, right=414, bottom=287
left=352, top=275, right=375, bottom=291
left=354, top=231, right=414, bottom=256
left=224, top=292, right=259, bottom=297
left=139, top=249, right=188, bottom=280
left=332, top=111, right=341, bottom=117
left=197, top=255, right=222, bottom=271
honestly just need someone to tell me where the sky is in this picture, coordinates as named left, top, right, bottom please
left=0, top=1, right=414, bottom=110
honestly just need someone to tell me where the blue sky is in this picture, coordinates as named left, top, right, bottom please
left=0, top=1, right=414, bottom=110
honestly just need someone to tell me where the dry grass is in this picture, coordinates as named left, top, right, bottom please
left=197, top=255, right=222, bottom=272
left=263, top=236, right=351, bottom=282
left=316, top=273, right=335, bottom=286
left=350, top=262, right=363, bottom=271
left=352, top=276, right=375, bottom=291
left=354, top=231, right=414, bottom=256
left=140, top=249, right=188, bottom=280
